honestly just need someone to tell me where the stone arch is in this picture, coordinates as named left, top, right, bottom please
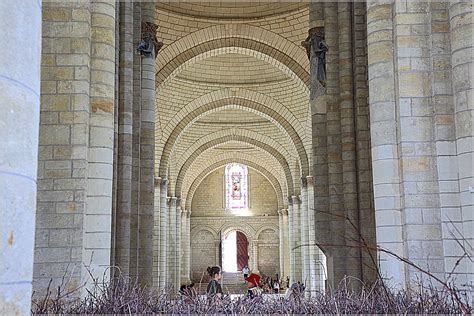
left=157, top=90, right=310, bottom=178
left=156, top=24, right=309, bottom=88
left=255, top=225, right=279, bottom=241
left=174, top=130, right=296, bottom=196
left=190, top=226, right=218, bottom=242
left=183, top=157, right=285, bottom=212
left=220, top=224, right=255, bottom=241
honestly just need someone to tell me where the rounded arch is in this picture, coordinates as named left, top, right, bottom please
left=157, top=91, right=310, bottom=178
left=183, top=158, right=285, bottom=211
left=190, top=226, right=218, bottom=242
left=255, top=225, right=280, bottom=240
left=220, top=224, right=255, bottom=241
left=156, top=24, right=309, bottom=88
left=174, top=131, right=296, bottom=196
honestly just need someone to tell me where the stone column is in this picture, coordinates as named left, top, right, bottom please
left=84, top=0, right=117, bottom=290
left=449, top=1, right=473, bottom=288
left=366, top=1, right=406, bottom=287
left=35, top=0, right=92, bottom=296
left=252, top=240, right=259, bottom=274
left=168, top=197, right=177, bottom=288
left=158, top=179, right=168, bottom=289
left=306, top=176, right=320, bottom=295
left=300, top=178, right=309, bottom=287
left=0, top=0, right=41, bottom=313
left=186, top=212, right=191, bottom=282
left=338, top=1, right=362, bottom=281
left=175, top=200, right=182, bottom=287
left=152, top=177, right=161, bottom=288
left=115, top=0, right=134, bottom=278
left=138, top=1, right=159, bottom=286
left=278, top=210, right=285, bottom=279
left=292, top=196, right=302, bottom=282
left=287, top=199, right=295, bottom=283
left=305, top=1, right=332, bottom=290
left=215, top=240, right=220, bottom=265
left=180, top=210, right=188, bottom=283
left=281, top=209, right=291, bottom=280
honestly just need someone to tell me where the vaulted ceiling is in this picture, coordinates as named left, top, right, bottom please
left=154, top=2, right=312, bottom=209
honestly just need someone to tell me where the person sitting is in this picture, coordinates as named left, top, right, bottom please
left=245, top=273, right=262, bottom=298
left=242, top=265, right=250, bottom=279
left=206, top=266, right=223, bottom=297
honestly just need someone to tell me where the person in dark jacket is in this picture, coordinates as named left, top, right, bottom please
left=206, top=266, right=223, bottom=296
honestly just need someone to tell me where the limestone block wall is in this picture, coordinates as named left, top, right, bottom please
left=309, top=2, right=376, bottom=289
left=34, top=0, right=158, bottom=296
left=257, top=229, right=279, bottom=277
left=366, top=0, right=473, bottom=288
left=191, top=167, right=279, bottom=217
left=189, top=217, right=279, bottom=283
left=0, top=0, right=42, bottom=313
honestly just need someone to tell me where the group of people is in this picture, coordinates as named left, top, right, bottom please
left=179, top=266, right=305, bottom=299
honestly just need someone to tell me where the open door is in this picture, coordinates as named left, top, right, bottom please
left=236, top=231, right=249, bottom=271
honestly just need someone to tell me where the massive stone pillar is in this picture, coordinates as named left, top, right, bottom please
left=138, top=1, right=159, bottom=286
left=181, top=210, right=191, bottom=283
left=306, top=1, right=333, bottom=290
left=35, top=0, right=92, bottom=294
left=159, top=179, right=168, bottom=289
left=85, top=0, right=116, bottom=285
left=152, top=178, right=161, bottom=287
left=175, top=201, right=182, bottom=287
left=448, top=0, right=473, bottom=288
left=287, top=200, right=295, bottom=283
left=115, top=0, right=134, bottom=278
left=292, top=196, right=302, bottom=282
left=278, top=210, right=285, bottom=279
left=168, top=197, right=177, bottom=288
left=338, top=1, right=362, bottom=281
left=0, top=0, right=41, bottom=313
left=366, top=0, right=407, bottom=287
left=300, top=179, right=309, bottom=286
left=281, top=209, right=291, bottom=280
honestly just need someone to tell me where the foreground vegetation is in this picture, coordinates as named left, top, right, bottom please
left=32, top=276, right=471, bottom=314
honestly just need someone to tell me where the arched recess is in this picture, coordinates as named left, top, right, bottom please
left=157, top=91, right=310, bottom=178
left=155, top=24, right=309, bottom=88
left=190, top=226, right=218, bottom=241
left=183, top=158, right=285, bottom=212
left=255, top=225, right=280, bottom=240
left=173, top=130, right=297, bottom=196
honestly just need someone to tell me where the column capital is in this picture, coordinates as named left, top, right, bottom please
left=176, top=198, right=181, bottom=208
left=169, top=196, right=177, bottom=207
left=288, top=197, right=293, bottom=206
left=137, top=22, right=163, bottom=58
left=160, top=178, right=169, bottom=188
left=291, top=195, right=301, bottom=205
left=301, top=176, right=308, bottom=188
left=281, top=209, right=288, bottom=216
left=306, top=175, right=314, bottom=186
left=154, top=176, right=161, bottom=186
left=186, top=210, right=192, bottom=218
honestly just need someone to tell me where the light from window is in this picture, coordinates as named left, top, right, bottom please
left=225, top=163, right=248, bottom=212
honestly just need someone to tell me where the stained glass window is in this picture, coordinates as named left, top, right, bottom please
left=225, top=163, right=248, bottom=210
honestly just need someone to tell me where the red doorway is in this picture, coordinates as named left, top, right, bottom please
left=236, top=231, right=249, bottom=271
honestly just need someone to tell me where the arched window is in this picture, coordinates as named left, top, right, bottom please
left=225, top=163, right=248, bottom=211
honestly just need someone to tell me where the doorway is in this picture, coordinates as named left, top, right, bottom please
left=222, top=231, right=249, bottom=272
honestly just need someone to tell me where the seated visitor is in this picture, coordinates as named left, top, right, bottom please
left=206, top=266, right=223, bottom=297
left=245, top=273, right=262, bottom=298
left=242, top=265, right=250, bottom=278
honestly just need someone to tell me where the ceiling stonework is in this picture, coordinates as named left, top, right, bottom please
left=155, top=2, right=312, bottom=207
